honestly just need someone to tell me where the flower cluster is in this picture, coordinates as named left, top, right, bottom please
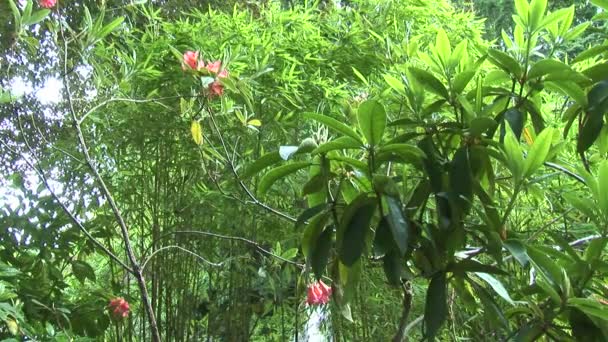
left=39, top=0, right=56, bottom=8
left=306, top=280, right=332, bottom=305
left=108, top=297, right=130, bottom=319
left=182, top=50, right=229, bottom=98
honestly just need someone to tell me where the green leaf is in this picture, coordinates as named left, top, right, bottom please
left=7, top=0, right=21, bottom=23
left=303, top=113, right=363, bottom=143
left=523, top=127, right=553, bottom=178
left=310, top=227, right=333, bottom=280
left=598, top=161, right=608, bottom=219
left=258, top=162, right=311, bottom=195
left=573, top=45, right=608, bottom=64
left=302, top=174, right=326, bottom=196
left=338, top=195, right=377, bottom=266
left=577, top=113, right=604, bottom=154
left=568, top=298, right=608, bottom=321
left=385, top=196, right=409, bottom=256
left=95, top=17, right=125, bottom=40
left=22, top=9, right=51, bottom=26
left=450, top=147, right=473, bottom=213
left=435, top=28, right=451, bottom=65
left=312, top=136, right=362, bottom=155
left=487, top=49, right=522, bottom=79
left=591, top=0, right=608, bottom=10
left=514, top=0, right=530, bottom=25
left=352, top=67, right=369, bottom=86
left=504, top=239, right=529, bottom=267
left=242, top=152, right=282, bottom=179
left=384, top=74, right=405, bottom=94
left=452, top=70, right=476, bottom=94
left=71, top=261, right=96, bottom=284
left=424, top=272, right=447, bottom=339
left=296, top=204, right=328, bottom=228
left=512, top=324, right=544, bottom=341
left=383, top=251, right=402, bottom=286
left=373, top=217, right=395, bottom=256
left=527, top=245, right=563, bottom=287
left=527, top=59, right=572, bottom=79
left=357, top=100, right=386, bottom=146
left=546, top=81, right=587, bottom=107
left=377, top=143, right=426, bottom=161
left=469, top=117, right=498, bottom=137
left=528, top=0, right=547, bottom=31
left=501, top=108, right=524, bottom=142
left=409, top=67, right=449, bottom=99
left=475, top=272, right=517, bottom=305
left=302, top=212, right=330, bottom=259
left=503, top=121, right=525, bottom=181
left=563, top=193, right=598, bottom=220
left=470, top=281, right=509, bottom=330
left=583, top=237, right=608, bottom=263
left=588, top=81, right=608, bottom=117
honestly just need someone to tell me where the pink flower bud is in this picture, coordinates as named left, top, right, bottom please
left=39, top=0, right=56, bottom=8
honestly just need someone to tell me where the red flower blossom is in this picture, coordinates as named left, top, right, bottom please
left=206, top=60, right=221, bottom=74
left=39, top=0, right=56, bottom=8
left=108, top=297, right=130, bottom=319
left=306, top=280, right=332, bottom=305
left=208, top=81, right=224, bottom=97
left=182, top=51, right=200, bottom=70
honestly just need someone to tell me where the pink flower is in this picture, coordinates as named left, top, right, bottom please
left=208, top=81, right=224, bottom=97
left=306, top=280, right=332, bottom=305
left=206, top=60, right=221, bottom=74
left=182, top=51, right=199, bottom=70
left=108, top=297, right=130, bottom=319
left=218, top=69, right=229, bottom=79
left=39, top=0, right=56, bottom=8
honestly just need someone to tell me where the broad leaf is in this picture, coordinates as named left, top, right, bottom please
left=338, top=195, right=377, bottom=266
left=258, top=162, right=311, bottom=195
left=357, top=100, right=386, bottom=146
left=409, top=67, right=449, bottom=99
left=523, top=127, right=553, bottom=178
left=385, top=196, right=409, bottom=256
left=424, top=272, right=447, bottom=340
left=303, top=113, right=363, bottom=143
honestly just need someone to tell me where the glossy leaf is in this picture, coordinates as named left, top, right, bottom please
left=523, top=127, right=553, bottom=178
left=504, top=239, right=530, bottom=267
left=568, top=298, right=608, bottom=321
left=357, top=100, right=386, bottom=146
left=385, top=196, right=409, bottom=256
left=312, top=136, right=363, bottom=155
left=409, top=67, right=449, bottom=99
left=424, top=272, right=447, bottom=340
left=310, top=227, right=333, bottom=280
left=303, top=112, right=363, bottom=143
left=488, top=49, right=522, bottom=79
left=338, top=195, right=377, bottom=266
left=258, top=162, right=311, bottom=195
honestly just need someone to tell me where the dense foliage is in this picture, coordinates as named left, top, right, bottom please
left=0, top=0, right=607, bottom=340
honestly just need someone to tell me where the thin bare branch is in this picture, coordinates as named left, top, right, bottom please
left=141, top=245, right=222, bottom=271
left=206, top=107, right=297, bottom=223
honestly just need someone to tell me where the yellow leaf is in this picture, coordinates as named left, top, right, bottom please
left=247, top=119, right=262, bottom=127
left=6, top=319, right=18, bottom=335
left=191, top=120, right=203, bottom=145
left=523, top=127, right=534, bottom=145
